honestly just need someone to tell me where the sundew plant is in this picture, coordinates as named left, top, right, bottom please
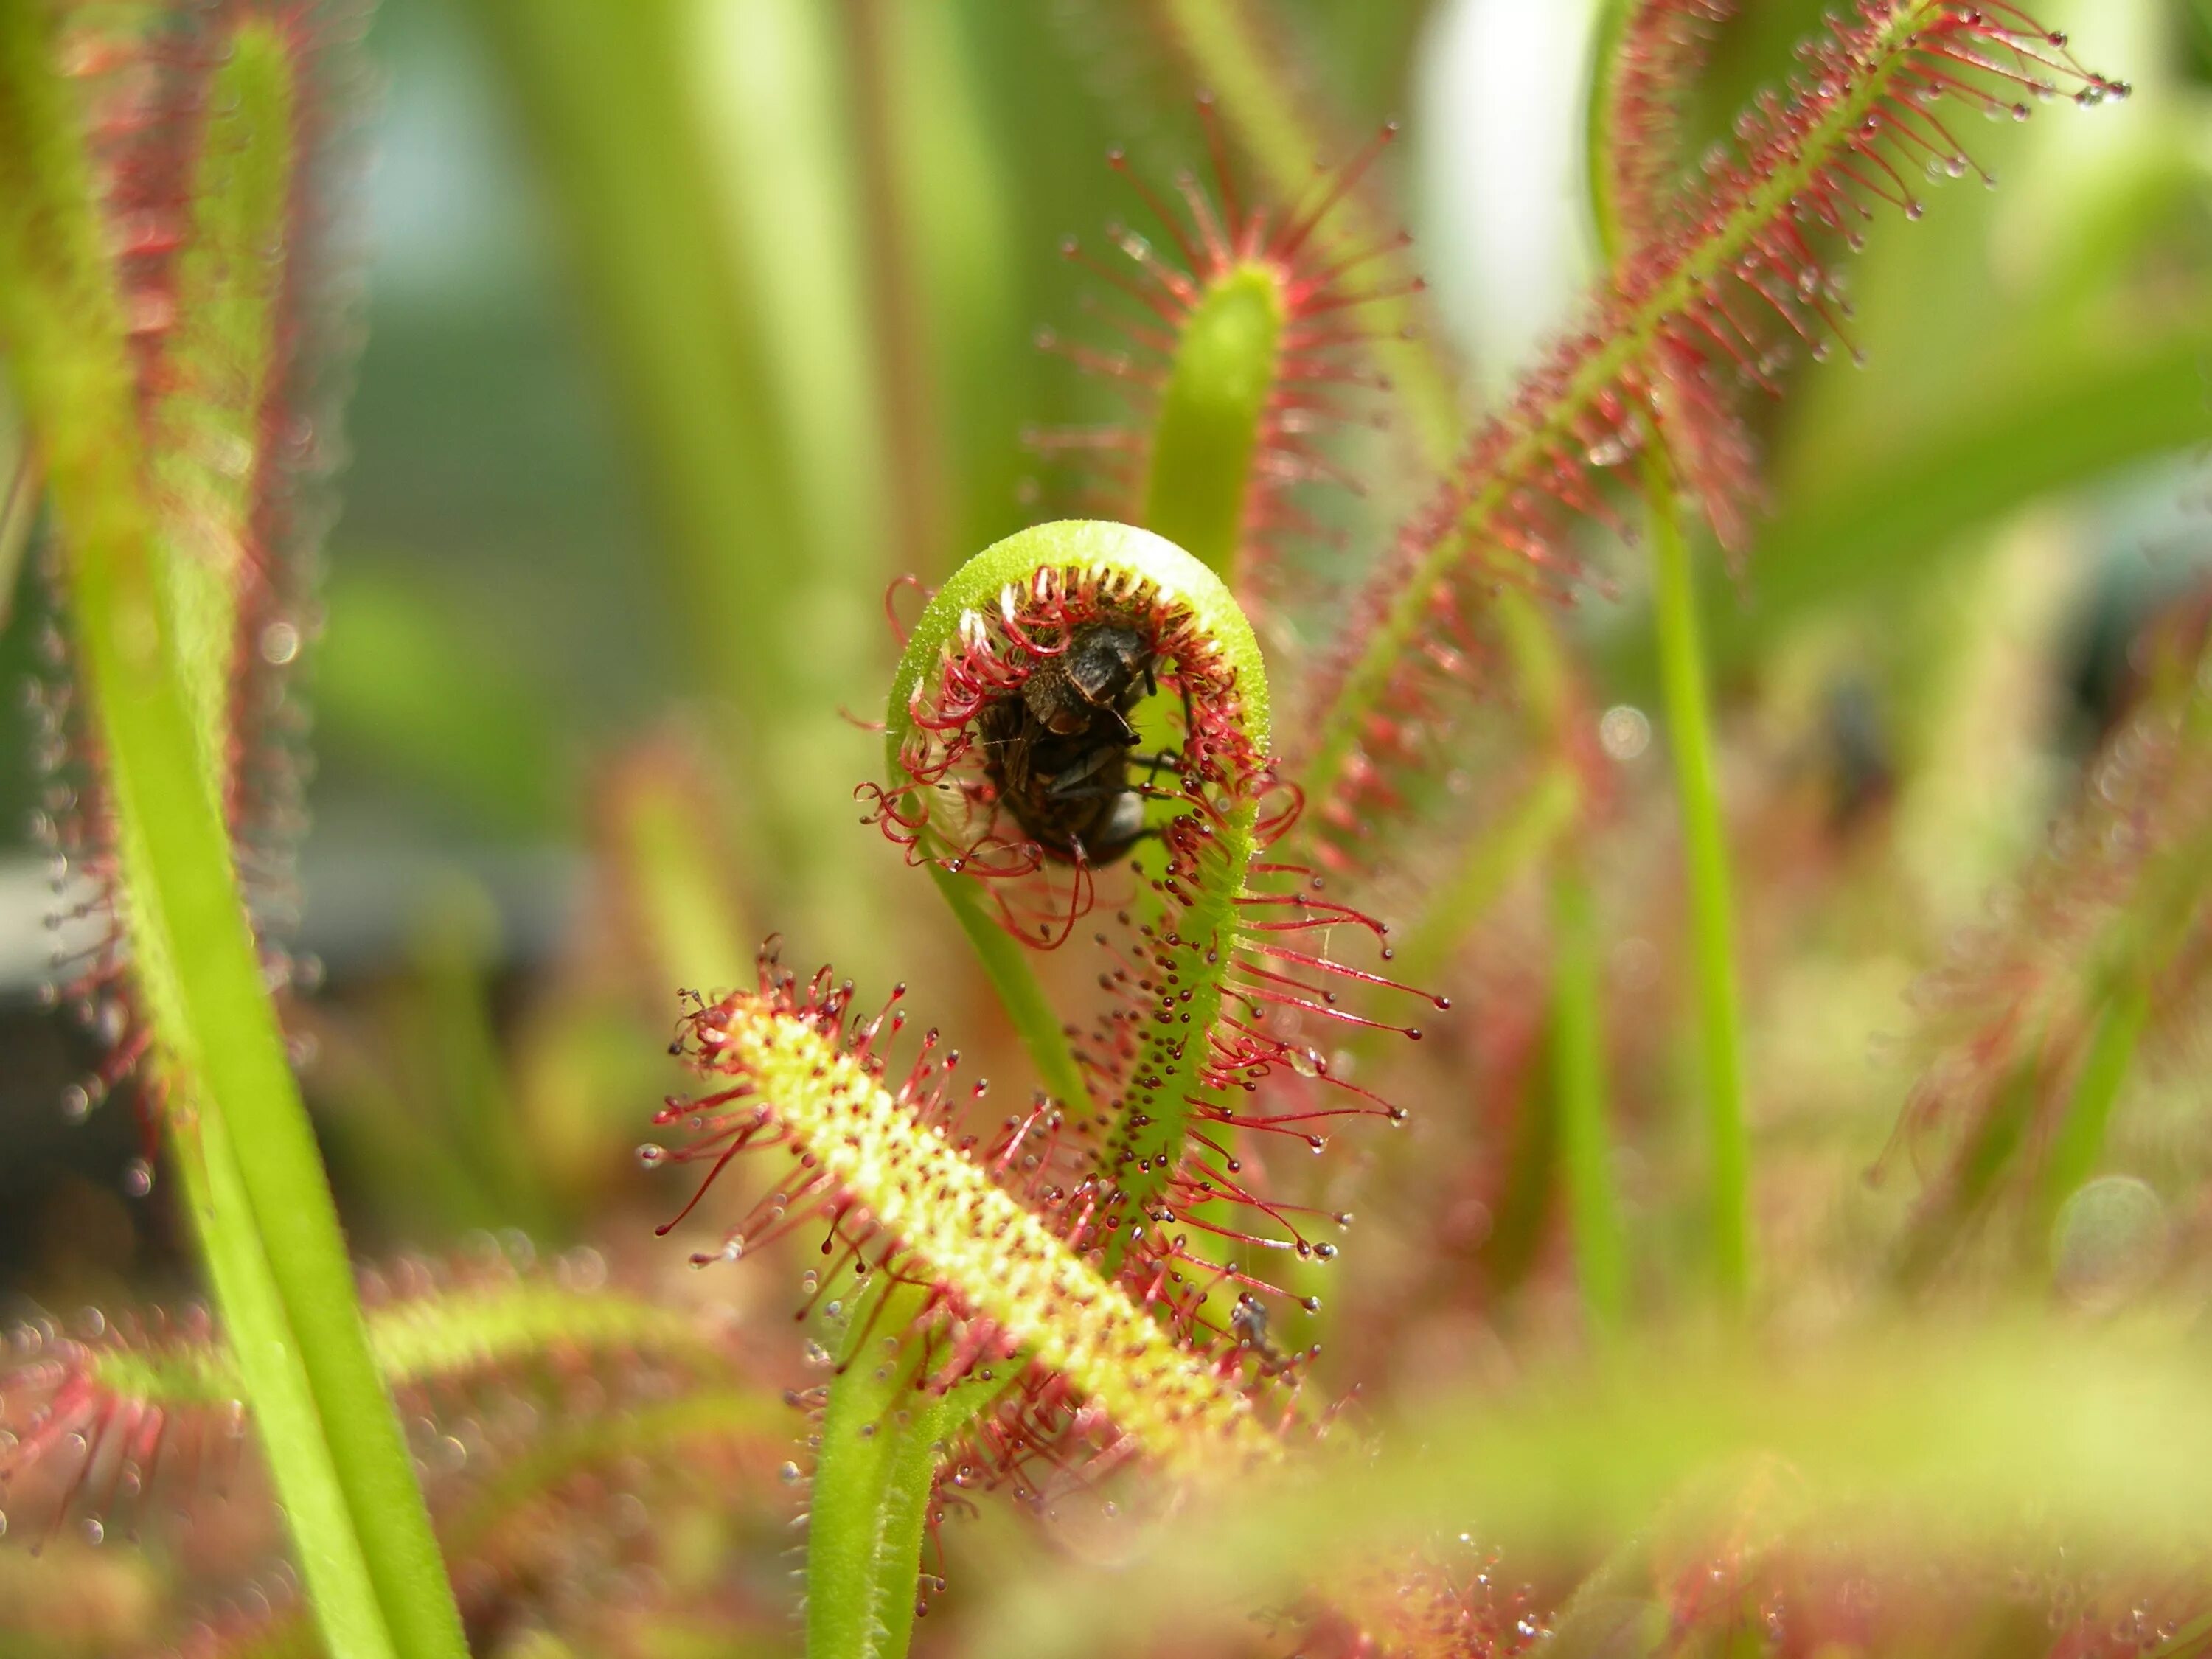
left=1, top=1, right=2211, bottom=1657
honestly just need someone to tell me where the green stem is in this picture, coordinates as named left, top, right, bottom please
left=0, top=17, right=462, bottom=1658
left=1551, top=858, right=1627, bottom=1335
left=886, top=522, right=1270, bottom=1151
left=1644, top=442, right=1750, bottom=1307
left=807, top=1281, right=992, bottom=1659
left=170, top=1104, right=399, bottom=1659
left=2031, top=983, right=2152, bottom=1245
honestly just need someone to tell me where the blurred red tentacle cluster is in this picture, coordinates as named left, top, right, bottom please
left=29, top=0, right=370, bottom=1127
left=1299, top=1, right=2126, bottom=877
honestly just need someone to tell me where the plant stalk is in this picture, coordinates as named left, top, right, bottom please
left=0, top=15, right=464, bottom=1656
left=807, top=1281, right=994, bottom=1659
left=1643, top=442, right=1751, bottom=1307
left=1551, top=856, right=1627, bottom=1335
left=2031, top=983, right=2152, bottom=1248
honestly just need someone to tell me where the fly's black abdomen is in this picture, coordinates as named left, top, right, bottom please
left=979, top=619, right=1159, bottom=865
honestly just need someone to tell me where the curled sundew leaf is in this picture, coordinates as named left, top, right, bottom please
left=873, top=521, right=1270, bottom=943
left=1298, top=2, right=2126, bottom=876
left=868, top=520, right=1266, bottom=1123
left=869, top=522, right=1433, bottom=1306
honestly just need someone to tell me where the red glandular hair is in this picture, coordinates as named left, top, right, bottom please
left=1027, top=106, right=1416, bottom=588
left=1888, top=645, right=2212, bottom=1196
left=0, top=1304, right=254, bottom=1556
left=1070, top=862, right=1436, bottom=1259
left=27, top=0, right=369, bottom=1124
left=1604, top=0, right=1738, bottom=253
left=0, top=1246, right=752, bottom=1564
left=1298, top=3, right=2124, bottom=877
left=1284, top=1546, right=1551, bottom=1659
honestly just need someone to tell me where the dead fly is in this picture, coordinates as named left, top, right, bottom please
left=979, top=620, right=1170, bottom=866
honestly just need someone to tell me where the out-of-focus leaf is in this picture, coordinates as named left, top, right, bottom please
left=1727, top=324, right=2212, bottom=653
left=973, top=1324, right=2212, bottom=1659
left=1596, top=321, right=2212, bottom=688
left=467, top=0, right=905, bottom=977
left=316, top=563, right=570, bottom=832
left=0, top=384, right=35, bottom=632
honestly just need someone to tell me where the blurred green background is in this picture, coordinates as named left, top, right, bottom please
left=1, top=0, right=2208, bottom=1338
left=5, top=1, right=2212, bottom=1652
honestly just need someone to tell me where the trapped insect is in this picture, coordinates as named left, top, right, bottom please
left=978, top=619, right=1166, bottom=866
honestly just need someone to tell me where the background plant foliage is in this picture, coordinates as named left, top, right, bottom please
left=1, top=1, right=2211, bottom=1657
